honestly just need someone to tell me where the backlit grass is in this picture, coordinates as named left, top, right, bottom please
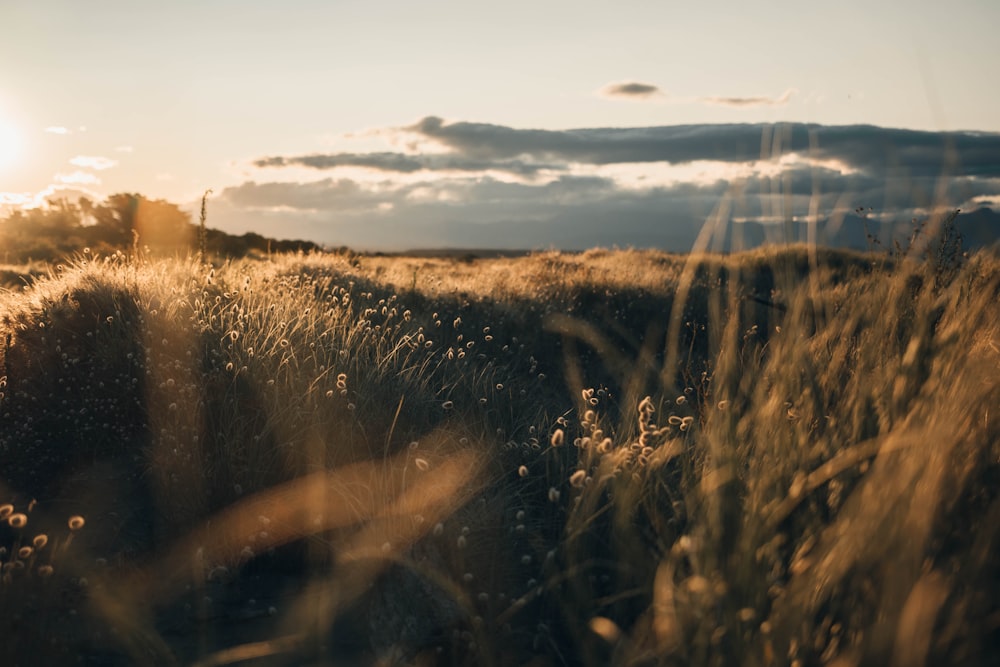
left=0, top=239, right=997, bottom=665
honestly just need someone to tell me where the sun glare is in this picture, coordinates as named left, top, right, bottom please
left=0, top=119, right=23, bottom=170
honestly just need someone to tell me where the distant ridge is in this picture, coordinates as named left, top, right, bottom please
left=736, top=207, right=1000, bottom=254
left=384, top=207, right=1000, bottom=257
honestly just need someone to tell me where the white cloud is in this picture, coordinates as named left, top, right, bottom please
left=55, top=170, right=101, bottom=185
left=115, top=145, right=134, bottom=153
left=45, top=126, right=70, bottom=135
left=0, top=191, right=32, bottom=207
left=69, top=155, right=118, bottom=170
left=0, top=185, right=102, bottom=213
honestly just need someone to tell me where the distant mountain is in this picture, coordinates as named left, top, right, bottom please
left=393, top=207, right=1000, bottom=256
left=738, top=207, right=1000, bottom=254
left=955, top=207, right=1000, bottom=251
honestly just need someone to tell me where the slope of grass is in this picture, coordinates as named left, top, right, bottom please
left=0, top=244, right=996, bottom=665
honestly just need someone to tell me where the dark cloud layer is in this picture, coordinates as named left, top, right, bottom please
left=255, top=152, right=424, bottom=172
left=254, top=121, right=1000, bottom=179
left=403, top=118, right=1000, bottom=178
left=226, top=120, right=1000, bottom=251
left=254, top=152, right=560, bottom=176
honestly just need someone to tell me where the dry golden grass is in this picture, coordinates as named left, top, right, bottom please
left=0, top=242, right=996, bottom=665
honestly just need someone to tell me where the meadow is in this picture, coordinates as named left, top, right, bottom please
left=0, top=227, right=997, bottom=665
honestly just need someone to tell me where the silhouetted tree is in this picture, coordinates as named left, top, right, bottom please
left=91, top=193, right=194, bottom=253
left=0, top=199, right=90, bottom=262
left=0, top=193, right=319, bottom=264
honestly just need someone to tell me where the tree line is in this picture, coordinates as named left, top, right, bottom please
left=0, top=194, right=319, bottom=264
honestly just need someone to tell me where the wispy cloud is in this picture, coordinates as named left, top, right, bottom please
left=55, top=170, right=101, bottom=185
left=69, top=155, right=118, bottom=170
left=115, top=145, right=134, bottom=153
left=700, top=89, right=795, bottom=107
left=45, top=126, right=70, bottom=135
left=598, top=81, right=663, bottom=100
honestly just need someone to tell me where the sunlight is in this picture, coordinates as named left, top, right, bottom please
left=0, top=118, right=23, bottom=170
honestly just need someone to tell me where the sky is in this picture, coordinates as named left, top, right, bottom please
left=1, top=0, right=999, bottom=250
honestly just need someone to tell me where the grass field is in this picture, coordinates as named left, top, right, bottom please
left=0, top=236, right=997, bottom=665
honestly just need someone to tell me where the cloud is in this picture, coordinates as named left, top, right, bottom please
left=598, top=81, right=663, bottom=100
left=0, top=191, right=32, bottom=207
left=69, top=155, right=118, bottom=170
left=216, top=167, right=998, bottom=251
left=115, top=145, right=134, bottom=153
left=214, top=119, right=1000, bottom=252
left=1, top=185, right=101, bottom=215
left=256, top=152, right=424, bottom=172
left=224, top=178, right=377, bottom=213
left=214, top=175, right=690, bottom=250
left=401, top=117, right=1000, bottom=178
left=55, top=171, right=101, bottom=185
left=253, top=151, right=561, bottom=176
left=45, top=126, right=70, bottom=135
left=701, top=89, right=795, bottom=107
left=403, top=116, right=767, bottom=164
